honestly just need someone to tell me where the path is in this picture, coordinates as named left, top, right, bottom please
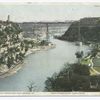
left=89, top=58, right=100, bottom=75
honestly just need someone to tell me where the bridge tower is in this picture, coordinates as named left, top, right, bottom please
left=46, top=23, right=50, bottom=42
left=78, top=20, right=83, bottom=51
left=7, top=15, right=10, bottom=22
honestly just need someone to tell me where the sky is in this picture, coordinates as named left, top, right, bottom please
left=0, top=2, right=100, bottom=22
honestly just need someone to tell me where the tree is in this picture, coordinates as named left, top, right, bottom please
left=45, top=63, right=91, bottom=92
left=75, top=51, right=84, bottom=63
left=27, top=82, right=36, bottom=92
left=0, top=22, right=25, bottom=69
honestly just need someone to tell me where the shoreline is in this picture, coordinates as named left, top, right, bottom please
left=25, top=43, right=56, bottom=56
left=0, top=62, right=24, bottom=78
left=0, top=43, right=56, bottom=78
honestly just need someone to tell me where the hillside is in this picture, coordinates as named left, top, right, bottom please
left=59, top=17, right=100, bottom=43
left=0, top=21, right=25, bottom=72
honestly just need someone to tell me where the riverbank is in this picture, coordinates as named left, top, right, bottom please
left=25, top=43, right=56, bottom=56
left=0, top=43, right=56, bottom=78
left=0, top=62, right=24, bottom=78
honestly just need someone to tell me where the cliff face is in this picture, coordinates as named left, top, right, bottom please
left=59, top=17, right=100, bottom=42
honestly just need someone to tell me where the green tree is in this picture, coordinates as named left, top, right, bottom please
left=75, top=51, right=84, bottom=63
left=45, top=63, right=90, bottom=91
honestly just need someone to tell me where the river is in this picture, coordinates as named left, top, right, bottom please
left=0, top=38, right=90, bottom=92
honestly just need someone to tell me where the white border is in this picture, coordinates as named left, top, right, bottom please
left=0, top=0, right=100, bottom=98
left=0, top=0, right=100, bottom=3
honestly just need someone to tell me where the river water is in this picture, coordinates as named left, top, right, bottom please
left=0, top=38, right=90, bottom=92
left=0, top=24, right=90, bottom=92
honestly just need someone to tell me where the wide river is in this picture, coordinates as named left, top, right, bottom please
left=0, top=38, right=90, bottom=92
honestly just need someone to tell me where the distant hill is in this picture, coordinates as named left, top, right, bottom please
left=59, top=17, right=100, bottom=43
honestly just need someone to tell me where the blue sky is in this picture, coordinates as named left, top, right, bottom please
left=0, top=3, right=100, bottom=22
